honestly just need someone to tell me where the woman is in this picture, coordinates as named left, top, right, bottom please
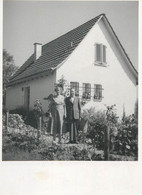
left=48, top=87, right=65, bottom=143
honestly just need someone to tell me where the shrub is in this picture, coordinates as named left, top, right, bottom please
left=113, top=120, right=138, bottom=156
left=82, top=106, right=138, bottom=157
left=82, top=108, right=107, bottom=150
left=9, top=107, right=28, bottom=120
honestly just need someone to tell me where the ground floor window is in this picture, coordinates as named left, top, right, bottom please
left=94, top=84, right=102, bottom=100
left=70, top=82, right=79, bottom=96
left=82, top=83, right=91, bottom=99
left=69, top=82, right=103, bottom=100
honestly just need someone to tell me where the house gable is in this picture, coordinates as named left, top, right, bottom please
left=56, top=14, right=137, bottom=86
left=99, top=15, right=138, bottom=85
left=56, top=18, right=137, bottom=116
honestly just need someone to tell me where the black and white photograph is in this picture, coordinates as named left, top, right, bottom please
left=2, top=1, right=138, bottom=161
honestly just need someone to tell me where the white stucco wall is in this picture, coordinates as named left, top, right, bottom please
left=6, top=72, right=56, bottom=112
left=56, top=22, right=137, bottom=117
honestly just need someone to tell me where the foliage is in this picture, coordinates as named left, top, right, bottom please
left=56, top=75, right=67, bottom=89
left=2, top=113, right=137, bottom=161
left=10, top=107, right=28, bottom=120
left=113, top=114, right=138, bottom=156
left=3, top=49, right=18, bottom=107
left=56, top=75, right=71, bottom=97
left=113, top=122, right=138, bottom=156
left=3, top=49, right=18, bottom=83
left=105, top=104, right=118, bottom=124
left=81, top=106, right=138, bottom=157
left=9, top=106, right=41, bottom=128
left=134, top=99, right=138, bottom=121
left=33, top=99, right=43, bottom=116
left=81, top=108, right=107, bottom=149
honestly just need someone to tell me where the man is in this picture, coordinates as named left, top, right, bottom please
left=65, top=88, right=81, bottom=143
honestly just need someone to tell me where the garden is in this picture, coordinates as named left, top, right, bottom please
left=2, top=103, right=138, bottom=161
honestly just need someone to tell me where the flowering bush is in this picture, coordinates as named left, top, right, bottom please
left=2, top=111, right=138, bottom=160
left=81, top=106, right=138, bottom=157
left=113, top=117, right=138, bottom=156
left=81, top=108, right=107, bottom=149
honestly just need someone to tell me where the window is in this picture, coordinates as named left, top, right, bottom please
left=70, top=82, right=79, bottom=96
left=95, top=43, right=107, bottom=66
left=94, top=84, right=102, bottom=100
left=82, top=83, right=91, bottom=99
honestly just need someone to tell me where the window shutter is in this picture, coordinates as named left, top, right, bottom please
left=95, top=43, right=107, bottom=65
left=103, top=45, right=106, bottom=63
left=96, top=44, right=102, bottom=62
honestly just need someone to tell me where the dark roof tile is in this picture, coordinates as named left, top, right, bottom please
left=9, top=14, right=102, bottom=84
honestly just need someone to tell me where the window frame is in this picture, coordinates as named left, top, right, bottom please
left=94, top=84, right=103, bottom=101
left=82, top=83, right=91, bottom=100
left=94, top=43, right=107, bottom=67
left=70, top=81, right=79, bottom=96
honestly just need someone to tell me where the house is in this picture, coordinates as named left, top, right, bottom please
left=6, top=14, right=138, bottom=117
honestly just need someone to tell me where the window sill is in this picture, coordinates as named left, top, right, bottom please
left=93, top=99, right=102, bottom=102
left=82, top=98, right=91, bottom=101
left=93, top=96, right=103, bottom=101
left=94, top=62, right=108, bottom=67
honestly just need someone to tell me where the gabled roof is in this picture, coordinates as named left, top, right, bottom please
left=8, top=13, right=138, bottom=86
left=9, top=14, right=102, bottom=86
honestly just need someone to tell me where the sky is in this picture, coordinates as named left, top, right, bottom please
left=3, top=1, right=138, bottom=70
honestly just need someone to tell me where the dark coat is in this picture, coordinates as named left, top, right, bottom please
left=65, top=96, right=81, bottom=121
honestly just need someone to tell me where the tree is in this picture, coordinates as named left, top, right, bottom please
left=3, top=49, right=18, bottom=107
left=56, top=75, right=67, bottom=88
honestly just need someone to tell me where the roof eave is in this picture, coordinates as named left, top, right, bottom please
left=7, top=68, right=53, bottom=87
left=101, top=14, right=138, bottom=78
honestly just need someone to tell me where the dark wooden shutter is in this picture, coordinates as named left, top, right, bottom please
left=103, top=45, right=106, bottom=63
left=96, top=44, right=102, bottom=62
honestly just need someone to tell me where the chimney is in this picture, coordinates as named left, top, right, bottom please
left=34, top=43, right=42, bottom=61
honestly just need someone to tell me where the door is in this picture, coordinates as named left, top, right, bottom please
left=24, top=87, right=30, bottom=111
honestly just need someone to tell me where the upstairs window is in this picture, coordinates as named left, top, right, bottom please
left=82, top=83, right=91, bottom=99
left=70, top=82, right=79, bottom=96
left=94, top=84, right=103, bottom=100
left=95, top=43, right=107, bottom=66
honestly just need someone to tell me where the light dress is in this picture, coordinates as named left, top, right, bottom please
left=53, top=95, right=65, bottom=136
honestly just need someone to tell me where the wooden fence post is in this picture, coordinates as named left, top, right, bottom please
left=104, top=123, right=110, bottom=161
left=37, top=116, right=42, bottom=142
left=5, top=110, right=9, bottom=134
